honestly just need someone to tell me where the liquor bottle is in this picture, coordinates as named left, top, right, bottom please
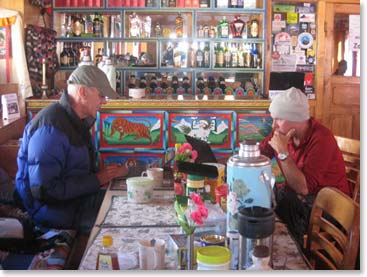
left=196, top=43, right=204, bottom=68
left=171, top=75, right=179, bottom=92
left=218, top=76, right=226, bottom=91
left=150, top=76, right=158, bottom=90
left=154, top=22, right=162, bottom=37
left=215, top=42, right=224, bottom=68
left=196, top=76, right=205, bottom=91
left=146, top=0, right=155, bottom=7
left=182, top=76, right=190, bottom=93
left=231, top=44, right=238, bottom=68
left=237, top=0, right=244, bottom=8
left=61, top=14, right=67, bottom=37
left=96, top=235, right=119, bottom=270
left=60, top=43, right=69, bottom=66
left=244, top=43, right=252, bottom=68
left=84, top=15, right=94, bottom=36
left=230, top=16, right=246, bottom=38
left=208, top=76, right=216, bottom=92
left=249, top=17, right=259, bottom=38
left=173, top=44, right=182, bottom=67
left=217, top=16, right=229, bottom=38
left=203, top=43, right=210, bottom=68
left=161, top=0, right=168, bottom=7
left=139, top=76, right=147, bottom=88
left=197, top=25, right=204, bottom=38
left=161, top=76, right=168, bottom=90
left=209, top=26, right=216, bottom=38
left=93, top=13, right=102, bottom=37
left=200, top=0, right=209, bottom=8
left=175, top=13, right=184, bottom=38
left=128, top=75, right=137, bottom=88
left=203, top=25, right=209, bottom=38
left=72, top=15, right=83, bottom=37
left=66, top=15, right=73, bottom=37
left=251, top=43, right=260, bottom=68
left=238, top=43, right=245, bottom=68
left=169, top=0, right=176, bottom=7
left=66, top=43, right=75, bottom=66
left=216, top=0, right=228, bottom=8
left=230, top=0, right=237, bottom=8
left=94, top=48, right=103, bottom=66
left=224, top=43, right=231, bottom=68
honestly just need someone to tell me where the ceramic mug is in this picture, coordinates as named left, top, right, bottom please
left=141, top=168, right=164, bottom=188
left=138, top=238, right=166, bottom=270
left=126, top=176, right=155, bottom=203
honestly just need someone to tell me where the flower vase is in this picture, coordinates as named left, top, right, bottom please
left=187, top=233, right=195, bottom=270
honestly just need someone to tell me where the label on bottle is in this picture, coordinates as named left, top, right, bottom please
left=97, top=254, right=113, bottom=270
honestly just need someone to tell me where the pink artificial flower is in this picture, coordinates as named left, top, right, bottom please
left=190, top=192, right=204, bottom=206
left=197, top=205, right=208, bottom=218
left=179, top=143, right=192, bottom=153
left=190, top=210, right=204, bottom=225
left=191, top=150, right=198, bottom=161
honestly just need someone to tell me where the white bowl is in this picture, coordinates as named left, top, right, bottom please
left=126, top=176, right=154, bottom=203
left=129, top=88, right=145, bottom=99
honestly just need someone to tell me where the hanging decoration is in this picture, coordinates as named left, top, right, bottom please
left=0, top=16, right=15, bottom=82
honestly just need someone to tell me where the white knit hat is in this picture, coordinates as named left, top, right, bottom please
left=269, top=87, right=310, bottom=122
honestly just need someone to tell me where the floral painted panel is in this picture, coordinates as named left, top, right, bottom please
left=236, top=113, right=273, bottom=146
left=168, top=112, right=233, bottom=148
left=100, top=152, right=164, bottom=177
left=99, top=113, right=164, bottom=149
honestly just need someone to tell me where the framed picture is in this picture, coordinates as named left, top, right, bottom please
left=168, top=112, right=233, bottom=149
left=236, top=113, right=273, bottom=147
left=99, top=112, right=164, bottom=149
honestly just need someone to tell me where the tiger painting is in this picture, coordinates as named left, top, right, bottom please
left=110, top=118, right=152, bottom=144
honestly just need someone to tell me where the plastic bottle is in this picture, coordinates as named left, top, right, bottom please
left=96, top=235, right=120, bottom=270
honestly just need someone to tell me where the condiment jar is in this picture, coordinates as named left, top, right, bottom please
left=197, top=246, right=231, bottom=270
left=186, top=174, right=205, bottom=196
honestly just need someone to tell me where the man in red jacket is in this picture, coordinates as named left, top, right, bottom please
left=260, top=87, right=350, bottom=246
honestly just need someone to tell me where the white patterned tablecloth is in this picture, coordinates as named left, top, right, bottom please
left=101, top=191, right=177, bottom=227
left=79, top=226, right=181, bottom=270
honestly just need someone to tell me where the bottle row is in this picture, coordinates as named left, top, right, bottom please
left=59, top=41, right=263, bottom=69
left=54, top=0, right=260, bottom=9
left=124, top=74, right=260, bottom=96
left=55, top=12, right=262, bottom=39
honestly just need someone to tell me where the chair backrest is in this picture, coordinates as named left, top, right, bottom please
left=334, top=136, right=360, bottom=202
left=305, top=187, right=360, bottom=270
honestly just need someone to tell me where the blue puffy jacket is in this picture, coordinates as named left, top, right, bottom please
left=15, top=92, right=100, bottom=229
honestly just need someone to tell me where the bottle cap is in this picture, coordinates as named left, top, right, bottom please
left=102, top=235, right=113, bottom=247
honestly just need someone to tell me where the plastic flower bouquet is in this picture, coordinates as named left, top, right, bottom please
left=174, top=192, right=208, bottom=235
left=174, top=143, right=198, bottom=162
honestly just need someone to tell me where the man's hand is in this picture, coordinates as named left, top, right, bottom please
left=268, top=128, right=296, bottom=153
left=96, top=164, right=128, bottom=187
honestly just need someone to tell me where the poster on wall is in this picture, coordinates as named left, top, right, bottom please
left=271, top=2, right=316, bottom=99
left=349, top=15, right=360, bottom=51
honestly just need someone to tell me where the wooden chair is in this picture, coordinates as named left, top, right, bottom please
left=334, top=136, right=360, bottom=202
left=304, top=187, right=360, bottom=270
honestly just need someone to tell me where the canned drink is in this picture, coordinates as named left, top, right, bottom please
left=227, top=230, right=239, bottom=270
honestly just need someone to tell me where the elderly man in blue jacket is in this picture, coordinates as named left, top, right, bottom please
left=15, top=65, right=127, bottom=233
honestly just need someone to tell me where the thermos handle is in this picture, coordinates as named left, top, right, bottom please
left=260, top=171, right=277, bottom=210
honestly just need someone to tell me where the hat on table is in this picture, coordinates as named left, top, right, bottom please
left=269, top=87, right=310, bottom=122
left=67, top=65, right=119, bottom=99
